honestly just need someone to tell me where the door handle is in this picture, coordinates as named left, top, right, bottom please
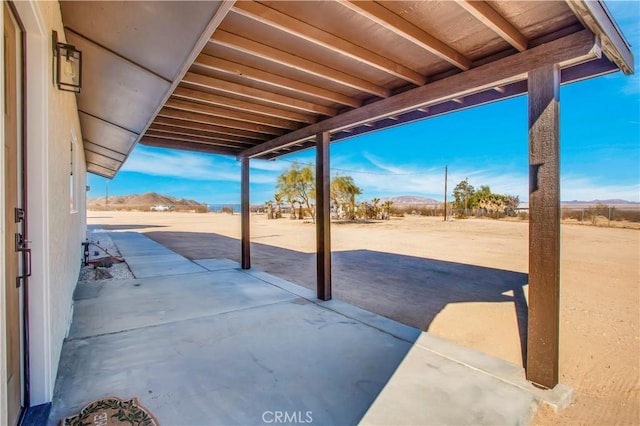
left=16, top=248, right=31, bottom=288
left=15, top=233, right=31, bottom=288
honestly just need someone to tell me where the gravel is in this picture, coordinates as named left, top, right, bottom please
left=77, top=231, right=135, bottom=284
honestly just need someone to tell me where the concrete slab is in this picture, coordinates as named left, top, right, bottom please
left=194, top=258, right=241, bottom=271
left=360, top=335, right=539, bottom=425
left=245, top=269, right=421, bottom=343
left=49, top=295, right=414, bottom=426
left=109, top=232, right=206, bottom=278
left=68, top=270, right=297, bottom=340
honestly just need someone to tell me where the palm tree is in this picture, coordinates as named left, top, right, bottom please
left=331, top=176, right=362, bottom=220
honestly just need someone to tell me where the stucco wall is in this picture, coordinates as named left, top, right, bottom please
left=39, top=0, right=87, bottom=399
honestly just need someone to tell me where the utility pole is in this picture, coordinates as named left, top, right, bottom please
left=105, top=179, right=109, bottom=209
left=443, top=165, right=448, bottom=221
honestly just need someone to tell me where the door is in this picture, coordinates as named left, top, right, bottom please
left=4, top=3, right=24, bottom=424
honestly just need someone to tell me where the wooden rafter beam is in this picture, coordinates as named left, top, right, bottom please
left=455, top=0, right=528, bottom=51
left=153, top=116, right=268, bottom=141
left=141, top=136, right=242, bottom=156
left=339, top=0, right=472, bottom=71
left=210, top=30, right=390, bottom=98
left=165, top=98, right=300, bottom=129
left=183, top=71, right=337, bottom=116
left=158, top=107, right=286, bottom=136
left=194, top=54, right=362, bottom=108
left=173, top=86, right=316, bottom=124
left=143, top=132, right=252, bottom=149
left=232, top=1, right=425, bottom=86
left=148, top=124, right=256, bottom=145
left=239, top=30, right=597, bottom=159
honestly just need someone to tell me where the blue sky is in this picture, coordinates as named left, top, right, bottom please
left=88, top=1, right=640, bottom=205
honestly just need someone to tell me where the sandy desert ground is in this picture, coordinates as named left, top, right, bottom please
left=88, top=211, right=639, bottom=425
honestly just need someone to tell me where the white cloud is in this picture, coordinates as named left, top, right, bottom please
left=249, top=159, right=290, bottom=172
left=561, top=175, right=640, bottom=202
left=121, top=146, right=240, bottom=181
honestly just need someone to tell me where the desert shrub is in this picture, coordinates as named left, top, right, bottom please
left=613, top=209, right=640, bottom=222
left=221, top=206, right=234, bottom=214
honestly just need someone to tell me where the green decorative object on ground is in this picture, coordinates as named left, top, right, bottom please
left=61, top=396, right=160, bottom=426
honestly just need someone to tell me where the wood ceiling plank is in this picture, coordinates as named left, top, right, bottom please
left=141, top=136, right=243, bottom=156
left=148, top=124, right=256, bottom=145
left=239, top=30, right=597, bottom=159
left=173, top=86, right=317, bottom=123
left=455, top=0, right=528, bottom=51
left=165, top=98, right=300, bottom=129
left=195, top=54, right=361, bottom=108
left=158, top=108, right=286, bottom=136
left=183, top=71, right=337, bottom=116
left=340, top=1, right=472, bottom=71
left=232, top=1, right=425, bottom=86
left=153, top=116, right=269, bottom=140
left=211, top=30, right=390, bottom=98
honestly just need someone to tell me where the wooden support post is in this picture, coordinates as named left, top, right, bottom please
left=526, top=64, right=560, bottom=389
left=241, top=156, right=251, bottom=269
left=316, top=132, right=332, bottom=300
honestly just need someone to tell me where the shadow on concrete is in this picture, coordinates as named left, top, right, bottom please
left=145, top=231, right=529, bottom=365
left=91, top=224, right=167, bottom=231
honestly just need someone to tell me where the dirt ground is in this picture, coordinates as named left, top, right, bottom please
left=88, top=211, right=639, bottom=425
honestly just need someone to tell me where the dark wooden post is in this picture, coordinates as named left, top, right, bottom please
left=316, top=132, right=331, bottom=300
left=241, top=156, right=251, bottom=269
left=526, top=64, right=560, bottom=389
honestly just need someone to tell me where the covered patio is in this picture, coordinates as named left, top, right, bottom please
left=64, top=0, right=634, bottom=392
left=46, top=229, right=566, bottom=425
left=57, top=0, right=633, bottom=416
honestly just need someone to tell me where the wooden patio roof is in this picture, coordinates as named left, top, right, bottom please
left=60, top=0, right=634, bottom=178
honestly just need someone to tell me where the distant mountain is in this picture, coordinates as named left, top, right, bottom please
left=562, top=199, right=639, bottom=205
left=88, top=192, right=208, bottom=212
left=380, top=196, right=441, bottom=206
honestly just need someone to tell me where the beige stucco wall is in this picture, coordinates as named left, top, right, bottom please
left=40, top=2, right=86, bottom=382
left=39, top=0, right=87, bottom=401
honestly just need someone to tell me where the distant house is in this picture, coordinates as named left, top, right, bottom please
left=150, top=205, right=174, bottom=212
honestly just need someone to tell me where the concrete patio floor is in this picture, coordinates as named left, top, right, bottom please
left=47, top=231, right=570, bottom=425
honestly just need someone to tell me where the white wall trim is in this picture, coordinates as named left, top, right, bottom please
left=13, top=0, right=53, bottom=405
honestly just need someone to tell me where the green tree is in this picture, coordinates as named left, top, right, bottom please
left=330, top=176, right=362, bottom=220
left=452, top=178, right=476, bottom=213
left=276, top=163, right=315, bottom=221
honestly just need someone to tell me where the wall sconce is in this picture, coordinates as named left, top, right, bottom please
left=53, top=30, right=82, bottom=93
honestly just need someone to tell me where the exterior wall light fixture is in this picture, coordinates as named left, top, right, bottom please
left=53, top=30, right=82, bottom=93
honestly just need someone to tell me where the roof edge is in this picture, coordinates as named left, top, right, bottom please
left=565, top=0, right=634, bottom=75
